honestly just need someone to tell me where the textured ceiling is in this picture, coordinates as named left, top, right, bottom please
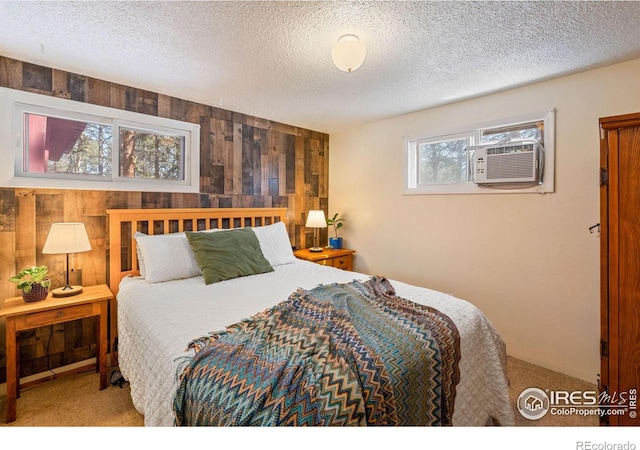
left=2, top=1, right=640, bottom=134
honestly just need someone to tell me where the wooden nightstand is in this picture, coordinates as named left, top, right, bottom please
left=0, top=284, right=112, bottom=423
left=294, top=248, right=355, bottom=271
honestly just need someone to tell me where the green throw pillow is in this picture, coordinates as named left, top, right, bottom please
left=185, top=228, right=274, bottom=284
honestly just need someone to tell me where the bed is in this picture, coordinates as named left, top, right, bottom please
left=107, top=207, right=515, bottom=427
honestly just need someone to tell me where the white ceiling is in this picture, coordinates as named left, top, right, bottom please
left=2, top=1, right=640, bottom=134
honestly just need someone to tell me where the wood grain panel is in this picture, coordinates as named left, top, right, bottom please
left=285, top=134, right=296, bottom=194
left=600, top=113, right=640, bottom=426
left=0, top=56, right=22, bottom=89
left=125, top=87, right=158, bottom=116
left=22, top=62, right=52, bottom=92
left=268, top=136, right=279, bottom=197
left=52, top=69, right=71, bottom=100
left=109, top=83, right=125, bottom=110
left=242, top=125, right=255, bottom=195
left=0, top=54, right=329, bottom=381
left=319, top=139, right=329, bottom=198
left=156, top=93, right=171, bottom=118
left=616, top=126, right=640, bottom=426
left=86, top=77, right=112, bottom=107
left=0, top=232, right=16, bottom=302
left=15, top=190, right=37, bottom=271
left=69, top=74, right=87, bottom=102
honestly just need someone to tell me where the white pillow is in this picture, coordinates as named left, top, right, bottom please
left=134, top=232, right=201, bottom=283
left=251, top=221, right=296, bottom=267
left=134, top=233, right=147, bottom=278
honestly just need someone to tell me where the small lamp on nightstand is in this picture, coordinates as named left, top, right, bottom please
left=305, top=210, right=327, bottom=252
left=42, top=222, right=92, bottom=297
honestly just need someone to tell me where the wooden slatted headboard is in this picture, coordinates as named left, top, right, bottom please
left=106, top=207, right=288, bottom=295
left=106, top=207, right=288, bottom=344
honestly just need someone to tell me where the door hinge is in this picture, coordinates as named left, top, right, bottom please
left=600, top=339, right=609, bottom=357
left=600, top=167, right=609, bottom=186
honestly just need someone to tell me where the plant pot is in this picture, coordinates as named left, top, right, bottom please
left=21, top=282, right=50, bottom=303
left=329, top=237, right=343, bottom=249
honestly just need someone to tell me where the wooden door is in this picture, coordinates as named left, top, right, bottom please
left=600, top=113, right=640, bottom=426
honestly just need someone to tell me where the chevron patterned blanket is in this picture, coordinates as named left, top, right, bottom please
left=173, top=276, right=460, bottom=426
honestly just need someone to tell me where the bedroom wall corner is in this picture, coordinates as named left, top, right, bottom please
left=328, top=57, right=640, bottom=383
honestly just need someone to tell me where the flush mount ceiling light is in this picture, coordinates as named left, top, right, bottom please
left=331, top=34, right=366, bottom=73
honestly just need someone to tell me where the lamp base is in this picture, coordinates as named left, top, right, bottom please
left=52, top=285, right=83, bottom=297
left=308, top=247, right=323, bottom=253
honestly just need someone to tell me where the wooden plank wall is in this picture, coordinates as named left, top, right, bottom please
left=0, top=56, right=329, bottom=382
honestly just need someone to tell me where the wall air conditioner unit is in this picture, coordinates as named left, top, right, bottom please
left=471, top=141, right=543, bottom=187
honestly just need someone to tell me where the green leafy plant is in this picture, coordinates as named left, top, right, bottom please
left=9, top=265, right=51, bottom=293
left=326, top=213, right=345, bottom=238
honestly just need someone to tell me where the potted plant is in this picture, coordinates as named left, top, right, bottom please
left=10, top=265, right=52, bottom=303
left=326, top=213, right=345, bottom=249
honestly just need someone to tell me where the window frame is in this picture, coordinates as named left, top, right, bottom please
left=0, top=87, right=200, bottom=193
left=409, top=131, right=474, bottom=189
left=403, top=110, right=555, bottom=195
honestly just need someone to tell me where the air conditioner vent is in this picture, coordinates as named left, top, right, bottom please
left=471, top=141, right=543, bottom=186
left=486, top=150, right=534, bottom=179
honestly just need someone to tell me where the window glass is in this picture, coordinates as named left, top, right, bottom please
left=24, top=113, right=112, bottom=176
left=481, top=120, right=543, bottom=146
left=418, top=138, right=468, bottom=184
left=119, top=127, right=185, bottom=180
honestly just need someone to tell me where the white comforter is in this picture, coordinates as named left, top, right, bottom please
left=117, top=260, right=515, bottom=426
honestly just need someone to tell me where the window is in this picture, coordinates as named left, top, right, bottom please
left=418, top=136, right=468, bottom=185
left=118, top=127, right=185, bottom=181
left=22, top=111, right=113, bottom=178
left=1, top=87, right=200, bottom=192
left=404, top=110, right=554, bottom=195
left=480, top=120, right=544, bottom=147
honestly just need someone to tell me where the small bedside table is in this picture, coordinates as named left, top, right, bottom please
left=294, top=248, right=355, bottom=271
left=0, top=284, right=112, bottom=423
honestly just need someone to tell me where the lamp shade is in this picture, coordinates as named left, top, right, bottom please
left=305, top=210, right=327, bottom=228
left=331, top=34, right=366, bottom=73
left=42, top=223, right=91, bottom=254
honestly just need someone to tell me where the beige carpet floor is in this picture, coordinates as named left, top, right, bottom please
left=507, top=356, right=599, bottom=426
left=0, top=368, right=143, bottom=427
left=0, top=356, right=598, bottom=427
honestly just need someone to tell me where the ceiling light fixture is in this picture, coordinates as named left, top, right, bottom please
left=331, top=34, right=366, bottom=73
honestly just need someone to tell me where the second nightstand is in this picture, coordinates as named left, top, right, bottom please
left=294, top=248, right=355, bottom=271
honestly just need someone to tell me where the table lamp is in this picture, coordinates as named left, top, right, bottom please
left=305, top=210, right=327, bottom=252
left=42, top=222, right=92, bottom=297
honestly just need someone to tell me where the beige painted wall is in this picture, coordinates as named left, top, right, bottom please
left=329, top=57, right=640, bottom=383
